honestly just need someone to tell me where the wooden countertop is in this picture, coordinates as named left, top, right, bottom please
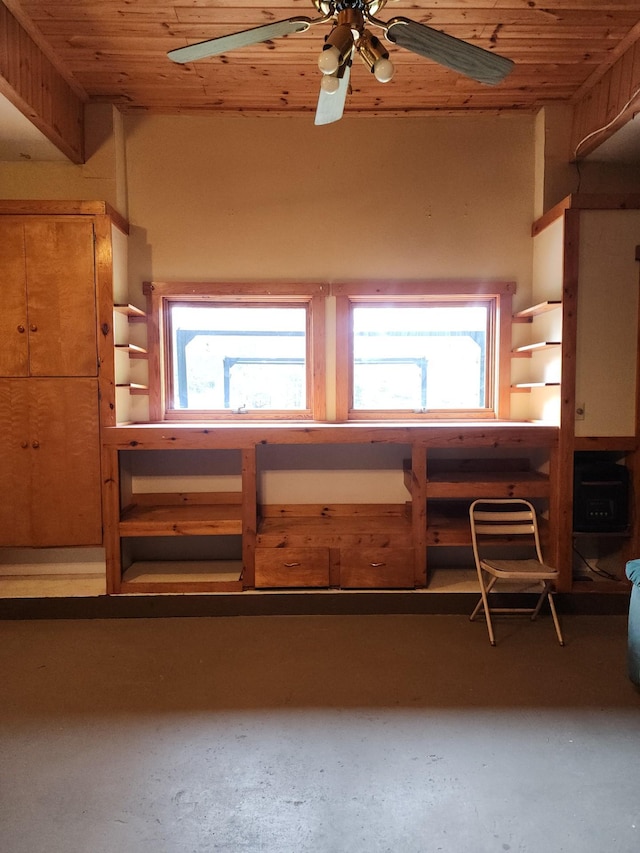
left=103, top=421, right=559, bottom=450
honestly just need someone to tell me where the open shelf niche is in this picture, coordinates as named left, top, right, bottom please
left=117, top=447, right=253, bottom=593
left=113, top=303, right=149, bottom=422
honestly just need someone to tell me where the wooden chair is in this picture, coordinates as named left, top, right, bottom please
left=469, top=499, right=564, bottom=646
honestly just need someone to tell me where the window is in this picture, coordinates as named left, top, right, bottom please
left=334, top=281, right=514, bottom=420
left=144, top=282, right=326, bottom=421
left=143, top=280, right=513, bottom=423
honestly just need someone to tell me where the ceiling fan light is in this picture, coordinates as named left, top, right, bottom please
left=319, top=22, right=354, bottom=75
left=320, top=74, right=341, bottom=95
left=318, top=45, right=341, bottom=75
left=356, top=29, right=394, bottom=81
left=373, top=57, right=394, bottom=83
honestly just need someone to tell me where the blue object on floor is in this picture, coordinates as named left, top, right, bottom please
left=625, top=559, right=640, bottom=686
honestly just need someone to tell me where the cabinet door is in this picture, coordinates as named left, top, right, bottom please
left=0, top=379, right=102, bottom=547
left=0, top=220, right=29, bottom=376
left=29, top=379, right=102, bottom=546
left=0, top=380, right=32, bottom=543
left=24, top=219, right=98, bottom=377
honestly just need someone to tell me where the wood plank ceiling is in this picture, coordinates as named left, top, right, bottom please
left=9, top=0, right=640, bottom=119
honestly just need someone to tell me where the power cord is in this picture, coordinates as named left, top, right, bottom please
left=572, top=544, right=618, bottom=581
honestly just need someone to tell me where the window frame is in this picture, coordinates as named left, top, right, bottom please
left=142, top=279, right=514, bottom=423
left=143, top=281, right=326, bottom=422
left=332, top=280, right=515, bottom=421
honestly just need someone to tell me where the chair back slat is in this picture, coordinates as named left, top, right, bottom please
left=474, top=522, right=535, bottom=536
left=472, top=510, right=533, bottom=523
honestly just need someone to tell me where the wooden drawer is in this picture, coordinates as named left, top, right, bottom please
left=255, top=548, right=330, bottom=588
left=340, top=548, right=415, bottom=589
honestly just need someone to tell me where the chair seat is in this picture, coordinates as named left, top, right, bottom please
left=481, top=557, right=558, bottom=580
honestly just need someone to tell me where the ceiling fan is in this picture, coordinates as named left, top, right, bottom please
left=168, top=0, right=514, bottom=126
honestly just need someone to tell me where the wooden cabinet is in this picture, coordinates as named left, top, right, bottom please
left=0, top=217, right=98, bottom=378
left=0, top=201, right=129, bottom=565
left=0, top=378, right=102, bottom=546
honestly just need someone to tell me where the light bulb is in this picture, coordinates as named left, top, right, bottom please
left=320, top=75, right=340, bottom=95
left=318, top=45, right=341, bottom=76
left=373, top=57, right=394, bottom=83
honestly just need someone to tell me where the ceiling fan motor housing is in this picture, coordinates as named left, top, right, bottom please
left=314, top=0, right=387, bottom=17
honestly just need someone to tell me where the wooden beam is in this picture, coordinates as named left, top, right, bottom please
left=0, top=1, right=85, bottom=163
left=571, top=26, right=640, bottom=160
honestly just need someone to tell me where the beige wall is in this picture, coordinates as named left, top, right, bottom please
left=123, top=113, right=536, bottom=299
left=0, top=105, right=124, bottom=209
left=120, top=113, right=536, bottom=423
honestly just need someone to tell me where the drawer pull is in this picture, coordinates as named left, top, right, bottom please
left=284, top=562, right=301, bottom=568
left=370, top=562, right=386, bottom=568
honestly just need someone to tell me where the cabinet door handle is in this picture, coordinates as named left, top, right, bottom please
left=30, top=324, right=38, bottom=332
left=284, top=562, right=301, bottom=568
left=20, top=440, right=28, bottom=449
left=31, top=440, right=40, bottom=449
left=370, top=562, right=386, bottom=567
left=17, top=325, right=25, bottom=334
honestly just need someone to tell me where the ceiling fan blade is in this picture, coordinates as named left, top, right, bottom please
left=385, top=17, right=514, bottom=85
left=314, top=60, right=352, bottom=126
left=168, top=17, right=312, bottom=64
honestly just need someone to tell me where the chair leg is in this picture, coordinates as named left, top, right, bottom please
left=547, top=591, right=564, bottom=646
left=470, top=573, right=497, bottom=646
left=531, top=582, right=564, bottom=646
left=531, top=582, right=551, bottom=621
left=470, top=574, right=497, bottom=620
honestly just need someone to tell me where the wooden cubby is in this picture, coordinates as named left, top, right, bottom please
left=571, top=439, right=638, bottom=591
left=111, top=447, right=253, bottom=593
left=405, top=441, right=555, bottom=590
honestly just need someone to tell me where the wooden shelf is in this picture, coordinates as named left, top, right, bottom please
left=425, top=509, right=472, bottom=547
left=116, top=382, right=149, bottom=395
left=512, top=341, right=561, bottom=357
left=257, top=508, right=412, bottom=549
left=573, top=436, right=637, bottom=452
left=120, top=560, right=243, bottom=594
left=115, top=343, right=148, bottom=358
left=114, top=303, right=146, bottom=322
left=513, top=301, right=561, bottom=322
left=426, top=470, right=550, bottom=499
left=120, top=504, right=243, bottom=536
left=511, top=382, right=560, bottom=392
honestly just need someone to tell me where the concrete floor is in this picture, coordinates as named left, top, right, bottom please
left=1, top=611, right=639, bottom=853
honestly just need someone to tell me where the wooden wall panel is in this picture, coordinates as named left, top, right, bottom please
left=0, top=2, right=85, bottom=162
left=572, top=31, right=640, bottom=159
